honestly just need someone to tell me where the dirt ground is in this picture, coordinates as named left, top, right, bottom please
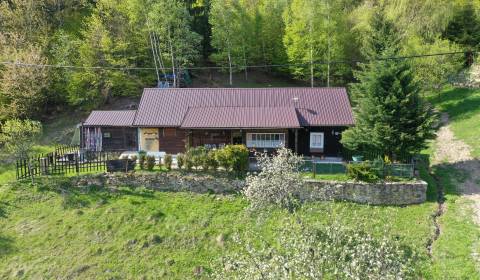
left=433, top=113, right=480, bottom=225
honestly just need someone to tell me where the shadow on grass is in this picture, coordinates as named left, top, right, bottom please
left=0, top=235, right=16, bottom=257
left=428, top=87, right=480, bottom=121
left=417, top=151, right=480, bottom=203
left=31, top=177, right=156, bottom=209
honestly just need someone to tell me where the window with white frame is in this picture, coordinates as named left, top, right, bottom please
left=310, top=132, right=324, bottom=149
left=246, top=133, right=285, bottom=148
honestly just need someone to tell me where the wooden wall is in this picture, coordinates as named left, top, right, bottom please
left=159, top=128, right=187, bottom=154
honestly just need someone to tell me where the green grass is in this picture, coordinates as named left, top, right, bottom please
left=0, top=146, right=55, bottom=185
left=0, top=179, right=438, bottom=279
left=427, top=86, right=480, bottom=158
left=428, top=165, right=480, bottom=279
left=302, top=173, right=351, bottom=181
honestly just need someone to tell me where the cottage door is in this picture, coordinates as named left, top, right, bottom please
left=140, top=128, right=159, bottom=152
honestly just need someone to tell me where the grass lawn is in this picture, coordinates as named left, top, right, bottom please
left=423, top=85, right=480, bottom=278
left=429, top=165, right=480, bottom=279
left=427, top=86, right=480, bottom=158
left=0, top=178, right=438, bottom=279
left=0, top=146, right=55, bottom=185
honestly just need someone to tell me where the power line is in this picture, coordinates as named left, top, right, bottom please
left=0, top=50, right=472, bottom=71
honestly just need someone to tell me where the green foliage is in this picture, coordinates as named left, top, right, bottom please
left=0, top=119, right=42, bottom=159
left=225, top=145, right=249, bottom=173
left=186, top=146, right=207, bottom=170
left=443, top=3, right=480, bottom=49
left=214, top=145, right=249, bottom=173
left=176, top=153, right=185, bottom=170
left=145, top=155, right=156, bottom=171
left=138, top=151, right=146, bottom=170
left=346, top=162, right=379, bottom=183
left=214, top=148, right=231, bottom=171
left=341, top=11, right=437, bottom=160
left=283, top=0, right=352, bottom=84
left=206, top=150, right=219, bottom=171
left=164, top=154, right=173, bottom=171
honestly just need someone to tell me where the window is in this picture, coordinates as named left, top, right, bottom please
left=310, top=132, right=324, bottom=149
left=246, top=133, right=285, bottom=148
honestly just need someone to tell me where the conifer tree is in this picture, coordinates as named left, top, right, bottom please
left=341, top=10, right=437, bottom=160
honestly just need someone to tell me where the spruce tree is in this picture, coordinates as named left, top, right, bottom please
left=341, top=10, right=437, bottom=161
left=443, top=3, right=480, bottom=49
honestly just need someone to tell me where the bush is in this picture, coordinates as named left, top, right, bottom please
left=164, top=154, right=172, bottom=170
left=244, top=147, right=303, bottom=211
left=215, top=148, right=231, bottom=171
left=138, top=151, right=147, bottom=170
left=176, top=153, right=185, bottom=169
left=226, top=145, right=249, bottom=173
left=184, top=157, right=193, bottom=171
left=206, top=150, right=219, bottom=171
left=186, top=146, right=207, bottom=170
left=214, top=144, right=249, bottom=173
left=145, top=155, right=156, bottom=171
left=346, top=162, right=379, bottom=182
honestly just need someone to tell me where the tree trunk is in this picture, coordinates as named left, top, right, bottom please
left=228, top=48, right=233, bottom=86
left=168, top=29, right=176, bottom=88
left=149, top=32, right=160, bottom=86
left=310, top=47, right=314, bottom=88
left=243, top=46, right=248, bottom=81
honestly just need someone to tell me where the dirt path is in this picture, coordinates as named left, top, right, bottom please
left=432, top=113, right=480, bottom=225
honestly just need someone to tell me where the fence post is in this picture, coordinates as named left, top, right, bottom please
left=313, top=160, right=316, bottom=179
left=75, top=153, right=80, bottom=175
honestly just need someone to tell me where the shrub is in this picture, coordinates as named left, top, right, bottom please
left=186, top=146, right=207, bottom=170
left=244, top=147, right=303, bottom=211
left=206, top=150, right=219, bottom=171
left=213, top=145, right=249, bottom=172
left=215, top=148, right=231, bottom=171
left=164, top=154, right=173, bottom=170
left=184, top=156, right=193, bottom=171
left=145, top=155, right=156, bottom=171
left=226, top=145, right=249, bottom=173
left=346, top=162, right=379, bottom=182
left=176, top=153, right=185, bottom=169
left=138, top=151, right=147, bottom=170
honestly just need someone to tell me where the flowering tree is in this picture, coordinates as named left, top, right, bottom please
left=244, top=147, right=304, bottom=211
left=213, top=219, right=415, bottom=279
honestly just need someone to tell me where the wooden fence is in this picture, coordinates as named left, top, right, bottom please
left=16, top=148, right=122, bottom=180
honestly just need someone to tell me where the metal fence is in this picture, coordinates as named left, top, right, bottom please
left=300, top=160, right=415, bottom=178
left=16, top=148, right=122, bottom=180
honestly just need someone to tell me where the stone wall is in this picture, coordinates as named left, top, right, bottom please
left=301, top=180, right=428, bottom=205
left=70, top=173, right=427, bottom=205
left=72, top=172, right=245, bottom=195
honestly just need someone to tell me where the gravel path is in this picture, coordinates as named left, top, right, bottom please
left=433, top=113, right=480, bottom=225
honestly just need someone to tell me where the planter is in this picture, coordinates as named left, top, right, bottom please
left=352, top=155, right=364, bottom=162
left=106, top=159, right=136, bottom=172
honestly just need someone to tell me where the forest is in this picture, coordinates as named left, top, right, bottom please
left=0, top=0, right=479, bottom=122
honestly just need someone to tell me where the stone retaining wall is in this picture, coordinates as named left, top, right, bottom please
left=72, top=172, right=245, bottom=194
left=70, top=173, right=427, bottom=205
left=301, top=180, right=428, bottom=205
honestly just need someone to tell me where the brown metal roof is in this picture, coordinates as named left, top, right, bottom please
left=133, top=88, right=354, bottom=127
left=83, top=110, right=136, bottom=127
left=180, top=107, right=301, bottom=129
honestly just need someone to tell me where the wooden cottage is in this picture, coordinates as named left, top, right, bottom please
left=81, top=88, right=355, bottom=157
